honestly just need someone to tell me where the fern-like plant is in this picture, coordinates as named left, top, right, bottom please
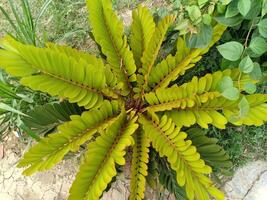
left=0, top=0, right=266, bottom=199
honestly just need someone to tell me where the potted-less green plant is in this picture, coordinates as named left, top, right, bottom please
left=0, top=0, right=266, bottom=199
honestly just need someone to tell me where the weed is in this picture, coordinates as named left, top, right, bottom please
left=208, top=125, right=267, bottom=168
left=0, top=0, right=52, bottom=45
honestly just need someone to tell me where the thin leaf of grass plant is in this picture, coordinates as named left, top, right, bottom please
left=0, top=81, right=20, bottom=99
left=20, top=0, right=35, bottom=43
left=0, top=102, right=27, bottom=116
left=7, top=0, right=34, bottom=44
left=0, top=6, right=21, bottom=40
left=35, top=0, right=53, bottom=25
left=0, top=0, right=52, bottom=46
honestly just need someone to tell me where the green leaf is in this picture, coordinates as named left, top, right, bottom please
left=0, top=102, right=27, bottom=116
left=249, top=62, right=262, bottom=80
left=186, top=5, right=201, bottom=22
left=22, top=101, right=83, bottom=135
left=187, top=128, right=232, bottom=171
left=225, top=0, right=239, bottom=18
left=263, top=0, right=267, bottom=16
left=208, top=4, right=215, bottom=14
left=0, top=81, right=19, bottom=99
left=198, top=0, right=209, bottom=7
left=218, top=76, right=234, bottom=92
left=221, top=87, right=240, bottom=100
left=245, top=0, right=261, bottom=19
left=238, top=0, right=251, bottom=16
left=35, top=0, right=53, bottom=25
left=249, top=37, right=267, bottom=55
left=217, top=4, right=227, bottom=14
left=238, top=97, right=250, bottom=117
left=221, top=59, right=240, bottom=70
left=258, top=19, right=267, bottom=38
left=186, top=24, right=213, bottom=48
left=215, top=15, right=243, bottom=26
left=157, top=156, right=187, bottom=200
left=217, top=41, right=244, bottom=61
left=239, top=56, right=254, bottom=73
left=221, top=0, right=233, bottom=5
left=175, top=19, right=190, bottom=31
left=202, top=14, right=212, bottom=25
left=244, top=82, right=256, bottom=94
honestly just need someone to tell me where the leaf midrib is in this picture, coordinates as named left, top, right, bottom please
left=84, top=119, right=128, bottom=199
left=143, top=115, right=210, bottom=192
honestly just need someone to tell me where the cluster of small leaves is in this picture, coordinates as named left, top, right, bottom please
left=0, top=0, right=52, bottom=46
left=215, top=0, right=267, bottom=76
left=164, top=0, right=230, bottom=48
left=213, top=0, right=267, bottom=120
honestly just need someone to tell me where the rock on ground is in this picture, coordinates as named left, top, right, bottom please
left=224, top=160, right=267, bottom=200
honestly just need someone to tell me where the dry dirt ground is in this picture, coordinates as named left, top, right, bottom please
left=1, top=134, right=267, bottom=200
left=0, top=135, right=78, bottom=200
left=0, top=135, right=172, bottom=200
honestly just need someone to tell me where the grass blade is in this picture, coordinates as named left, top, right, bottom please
left=0, top=82, right=20, bottom=99
left=0, top=102, right=27, bottom=116
left=0, top=6, right=20, bottom=34
left=20, top=0, right=35, bottom=44
left=35, top=0, right=52, bottom=24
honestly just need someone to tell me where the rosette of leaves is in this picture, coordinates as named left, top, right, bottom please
left=0, top=0, right=267, bottom=199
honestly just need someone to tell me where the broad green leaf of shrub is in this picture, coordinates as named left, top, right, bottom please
left=244, top=0, right=262, bottom=19
left=202, top=14, right=212, bottom=25
left=217, top=41, right=244, bottom=61
left=221, top=0, right=232, bottom=5
left=218, top=76, right=234, bottom=92
left=198, top=0, right=209, bottom=7
left=249, top=63, right=263, bottom=80
left=215, top=14, right=243, bottom=26
left=239, top=56, right=254, bottom=73
left=238, top=97, right=250, bottom=117
left=263, top=0, right=267, bottom=16
left=222, top=87, right=240, bottom=100
left=258, top=19, right=267, bottom=38
left=244, top=83, right=257, bottom=94
left=186, top=5, right=201, bottom=22
left=217, top=4, right=227, bottom=14
left=175, top=19, right=190, bottom=31
left=225, top=0, right=239, bottom=18
left=186, top=24, right=213, bottom=48
left=249, top=37, right=267, bottom=55
left=238, top=0, right=251, bottom=16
